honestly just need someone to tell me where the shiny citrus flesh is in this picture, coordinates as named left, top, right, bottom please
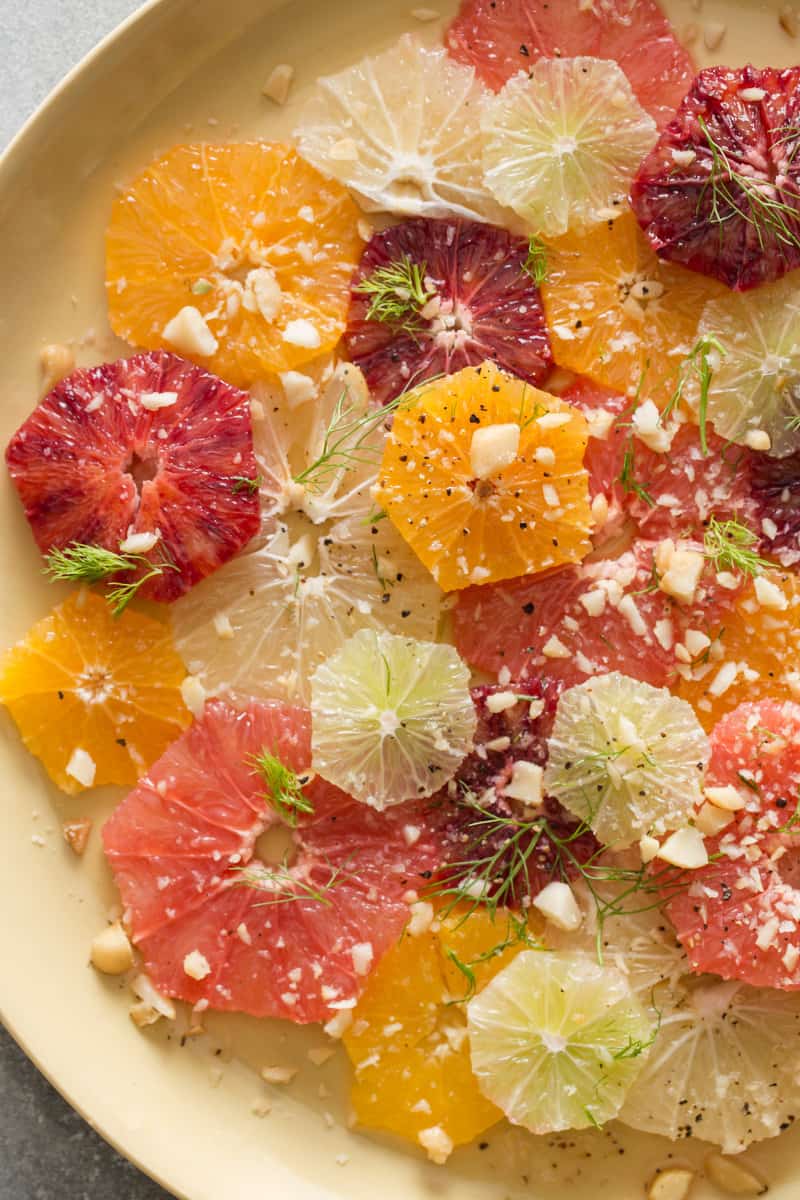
left=541, top=212, right=725, bottom=406
left=675, top=570, right=800, bottom=731
left=376, top=362, right=592, bottom=591
left=343, top=907, right=529, bottom=1150
left=106, top=142, right=364, bottom=388
left=0, top=591, right=189, bottom=793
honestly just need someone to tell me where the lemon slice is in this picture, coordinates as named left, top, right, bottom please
left=481, top=57, right=657, bottom=237
left=695, top=276, right=800, bottom=458
left=467, top=950, right=654, bottom=1133
left=543, top=672, right=709, bottom=846
left=295, top=34, right=503, bottom=223
left=310, top=629, right=475, bottom=809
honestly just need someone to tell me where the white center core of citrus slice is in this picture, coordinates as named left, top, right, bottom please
left=379, top=709, right=401, bottom=736
left=541, top=1031, right=569, bottom=1054
left=552, top=135, right=578, bottom=157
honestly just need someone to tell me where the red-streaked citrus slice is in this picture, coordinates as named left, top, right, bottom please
left=751, top=446, right=800, bottom=568
left=375, top=362, right=592, bottom=591
left=663, top=700, right=800, bottom=991
left=0, top=591, right=189, bottom=794
left=467, top=950, right=654, bottom=1133
left=481, top=58, right=656, bottom=237
left=344, top=906, right=529, bottom=1158
left=106, top=143, right=363, bottom=388
left=310, top=630, right=476, bottom=810
left=445, top=0, right=694, bottom=130
left=344, top=217, right=552, bottom=405
left=541, top=212, right=726, bottom=407
left=102, top=698, right=447, bottom=1021
left=631, top=66, right=800, bottom=291
left=5, top=352, right=260, bottom=602
left=295, top=35, right=503, bottom=224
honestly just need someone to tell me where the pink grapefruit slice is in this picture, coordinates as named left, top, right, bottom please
left=102, top=698, right=446, bottom=1021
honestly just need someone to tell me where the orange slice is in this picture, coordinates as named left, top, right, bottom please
left=343, top=907, right=532, bottom=1158
left=675, top=569, right=800, bottom=731
left=106, top=142, right=364, bottom=388
left=0, top=591, right=189, bottom=794
left=541, top=211, right=725, bottom=405
left=375, top=362, right=591, bottom=591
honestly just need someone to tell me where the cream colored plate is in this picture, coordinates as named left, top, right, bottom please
left=1, top=2, right=798, bottom=1197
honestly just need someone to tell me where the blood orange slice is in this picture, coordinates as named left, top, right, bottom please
left=6, top=352, right=259, bottom=602
left=751, top=446, right=800, bottom=567
left=631, top=66, right=800, bottom=291
left=344, top=218, right=552, bottom=406
left=102, top=698, right=447, bottom=1022
left=106, top=143, right=363, bottom=388
left=663, top=700, right=800, bottom=990
left=445, top=0, right=694, bottom=130
left=375, top=362, right=592, bottom=591
left=0, top=591, right=189, bottom=793
left=453, top=539, right=740, bottom=689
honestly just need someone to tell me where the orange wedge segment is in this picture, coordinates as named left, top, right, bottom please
left=106, top=142, right=364, bottom=388
left=375, top=362, right=591, bottom=591
left=0, top=591, right=189, bottom=793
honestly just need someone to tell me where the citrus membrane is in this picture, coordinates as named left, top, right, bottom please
left=310, top=629, right=476, bottom=810
left=481, top=57, right=656, bottom=237
left=295, top=35, right=504, bottom=224
left=544, top=672, right=709, bottom=846
left=375, top=361, right=592, bottom=591
left=0, top=590, right=189, bottom=793
left=344, top=906, right=529, bottom=1155
left=467, top=950, right=654, bottom=1133
left=106, top=143, right=363, bottom=387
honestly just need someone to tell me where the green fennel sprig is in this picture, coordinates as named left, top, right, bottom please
left=444, top=912, right=540, bottom=1003
left=522, top=236, right=548, bottom=286
left=249, top=748, right=314, bottom=827
left=235, top=856, right=351, bottom=908
left=231, top=474, right=263, bottom=495
left=44, top=542, right=178, bottom=617
left=354, top=255, right=435, bottom=333
left=703, top=516, right=772, bottom=577
left=661, top=332, right=726, bottom=454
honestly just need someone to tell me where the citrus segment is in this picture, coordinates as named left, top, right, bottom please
left=295, top=35, right=502, bottom=224
left=751, top=447, right=800, bottom=567
left=631, top=67, right=800, bottom=291
left=375, top=362, right=592, bottom=591
left=544, top=673, right=709, bottom=846
left=103, top=698, right=447, bottom=1021
left=310, top=630, right=476, bottom=810
left=171, top=503, right=442, bottom=706
left=344, top=907, right=528, bottom=1154
left=445, top=0, right=694, bottom=130
left=481, top=58, right=656, bottom=237
left=0, top=591, right=189, bottom=793
left=5, top=351, right=260, bottom=602
left=344, top=217, right=553, bottom=405
left=675, top=570, right=800, bottom=731
left=541, top=212, right=725, bottom=407
left=106, top=142, right=363, bottom=387
left=467, top=950, right=654, bottom=1133
left=663, top=700, right=800, bottom=991
left=694, top=277, right=800, bottom=457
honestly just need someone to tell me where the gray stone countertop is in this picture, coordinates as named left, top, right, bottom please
left=1, top=10, right=172, bottom=1196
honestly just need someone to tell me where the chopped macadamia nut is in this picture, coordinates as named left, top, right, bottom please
left=744, top=429, right=771, bottom=451
left=262, top=63, right=294, bottom=105
left=695, top=802, right=735, bottom=837
left=40, top=342, right=75, bottom=391
left=754, top=575, right=788, bottom=611
left=705, top=785, right=746, bottom=812
left=632, top=399, right=671, bottom=452
left=407, top=900, right=434, bottom=937
left=131, top=973, right=176, bottom=1020
left=469, top=423, right=520, bottom=480
left=163, top=306, right=218, bottom=357
left=657, top=544, right=704, bottom=605
left=657, top=826, right=708, bottom=870
left=532, top=881, right=582, bottom=931
left=180, top=675, right=207, bottom=716
left=183, top=949, right=212, bottom=981
left=261, top=1065, right=298, bottom=1085
left=647, top=1168, right=695, bottom=1200
left=704, top=1153, right=767, bottom=1196
left=244, top=266, right=282, bottom=323
left=66, top=747, right=96, bottom=789
left=282, top=319, right=321, bottom=348
left=350, top=942, right=374, bottom=976
left=585, top=408, right=616, bottom=440
left=90, top=922, right=134, bottom=975
left=63, top=817, right=92, bottom=855
left=417, top=1125, right=454, bottom=1164
left=279, top=370, right=317, bottom=408
left=139, top=390, right=178, bottom=411
left=119, top=530, right=160, bottom=555
left=504, top=761, right=543, bottom=807
left=639, top=834, right=660, bottom=863
left=485, top=690, right=518, bottom=714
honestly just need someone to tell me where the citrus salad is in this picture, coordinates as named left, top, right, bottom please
left=4, top=1, right=800, bottom=1195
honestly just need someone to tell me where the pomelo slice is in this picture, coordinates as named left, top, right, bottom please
left=445, top=0, right=693, bottom=130
left=0, top=591, right=189, bottom=793
left=453, top=539, right=741, bottom=689
left=663, top=700, right=800, bottom=991
left=5, top=352, right=260, bottom=602
left=467, top=950, right=654, bottom=1133
left=344, top=906, right=529, bottom=1156
left=102, top=698, right=447, bottom=1022
left=106, top=142, right=363, bottom=388
left=375, top=362, right=592, bottom=591
left=171, top=506, right=442, bottom=706
left=544, top=672, right=708, bottom=846
left=295, top=35, right=502, bottom=224
left=693, top=277, right=800, bottom=458
left=631, top=66, right=800, bottom=291
left=481, top=58, right=656, bottom=237
left=310, top=630, right=476, bottom=810
left=344, top=217, right=552, bottom=405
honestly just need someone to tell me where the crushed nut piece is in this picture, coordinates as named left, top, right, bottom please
left=63, top=817, right=92, bottom=855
